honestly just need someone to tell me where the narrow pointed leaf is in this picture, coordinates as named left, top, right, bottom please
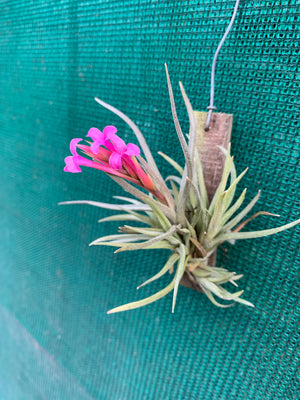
left=222, top=188, right=247, bottom=225
left=172, top=244, right=187, bottom=313
left=170, top=180, right=179, bottom=203
left=215, top=218, right=300, bottom=244
left=158, top=151, right=184, bottom=175
left=223, top=167, right=248, bottom=211
left=94, top=97, right=164, bottom=181
left=98, top=214, right=141, bottom=223
left=121, top=225, right=164, bottom=236
left=209, top=145, right=233, bottom=213
left=206, top=192, right=226, bottom=240
left=166, top=175, right=182, bottom=186
left=190, top=237, right=207, bottom=257
left=234, top=297, right=255, bottom=307
left=165, top=64, right=192, bottom=179
left=58, top=200, right=150, bottom=211
left=222, top=190, right=261, bottom=232
left=233, top=211, right=280, bottom=233
left=194, top=148, right=208, bottom=209
left=90, top=233, right=149, bottom=245
left=118, top=208, right=153, bottom=225
left=143, top=196, right=173, bottom=231
left=113, top=196, right=146, bottom=205
left=107, top=278, right=176, bottom=314
left=137, top=253, right=180, bottom=289
left=110, top=175, right=175, bottom=222
left=116, top=225, right=178, bottom=252
left=138, top=156, right=175, bottom=209
left=197, top=283, right=233, bottom=308
left=177, top=167, right=190, bottom=225
left=179, top=81, right=196, bottom=159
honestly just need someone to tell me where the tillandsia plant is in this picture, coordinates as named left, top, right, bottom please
left=61, top=66, right=300, bottom=314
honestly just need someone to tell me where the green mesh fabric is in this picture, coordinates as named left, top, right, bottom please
left=0, top=1, right=299, bottom=399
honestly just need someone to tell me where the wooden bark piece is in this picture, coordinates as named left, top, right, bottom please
left=194, top=111, right=233, bottom=202
left=180, top=111, right=232, bottom=292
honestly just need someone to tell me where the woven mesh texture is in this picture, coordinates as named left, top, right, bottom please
left=0, top=1, right=299, bottom=399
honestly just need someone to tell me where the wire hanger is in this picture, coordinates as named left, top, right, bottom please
left=205, top=0, right=241, bottom=131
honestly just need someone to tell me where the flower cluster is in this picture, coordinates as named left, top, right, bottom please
left=64, top=125, right=167, bottom=204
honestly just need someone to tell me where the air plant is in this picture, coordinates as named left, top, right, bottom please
left=61, top=66, right=300, bottom=314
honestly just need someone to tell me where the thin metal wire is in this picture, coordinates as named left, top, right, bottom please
left=205, top=0, right=241, bottom=131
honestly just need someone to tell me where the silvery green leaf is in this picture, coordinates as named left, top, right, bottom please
left=165, top=64, right=193, bottom=180
left=98, top=214, right=141, bottom=223
left=58, top=200, right=150, bottom=211
left=222, top=188, right=247, bottom=225
left=170, top=180, right=179, bottom=203
left=90, top=233, right=149, bottom=245
left=215, top=218, right=300, bottom=243
left=137, top=253, right=180, bottom=289
left=121, top=225, right=164, bottom=236
left=222, top=167, right=248, bottom=211
left=111, top=176, right=176, bottom=222
left=234, top=297, right=255, bottom=307
left=143, top=197, right=173, bottom=231
left=172, top=244, right=187, bottom=313
left=209, top=273, right=239, bottom=285
left=225, top=153, right=237, bottom=207
left=218, top=145, right=237, bottom=200
left=138, top=156, right=175, bottom=210
left=113, top=196, right=147, bottom=206
left=185, top=219, right=197, bottom=240
left=110, top=175, right=151, bottom=202
left=190, top=237, right=207, bottom=257
left=166, top=175, right=182, bottom=186
left=233, top=211, right=280, bottom=233
left=158, top=151, right=184, bottom=175
left=186, top=177, right=202, bottom=210
left=177, top=167, right=191, bottom=226
left=209, top=145, right=233, bottom=214
left=179, top=81, right=196, bottom=160
left=93, top=240, right=175, bottom=250
left=202, top=279, right=244, bottom=301
left=206, top=192, right=226, bottom=240
left=115, top=226, right=178, bottom=252
left=222, top=190, right=261, bottom=232
left=118, top=208, right=153, bottom=226
left=94, top=97, right=164, bottom=182
left=194, top=148, right=208, bottom=210
left=197, top=282, right=233, bottom=308
left=107, top=278, right=176, bottom=314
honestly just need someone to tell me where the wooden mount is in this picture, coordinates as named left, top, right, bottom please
left=180, top=111, right=232, bottom=291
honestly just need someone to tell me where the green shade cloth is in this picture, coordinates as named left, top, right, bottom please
left=0, top=1, right=299, bottom=399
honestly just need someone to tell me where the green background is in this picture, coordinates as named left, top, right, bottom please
left=0, top=1, right=299, bottom=399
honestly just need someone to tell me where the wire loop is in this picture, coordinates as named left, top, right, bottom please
left=205, top=0, right=241, bottom=131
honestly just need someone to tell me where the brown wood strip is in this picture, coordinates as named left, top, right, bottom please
left=180, top=111, right=232, bottom=291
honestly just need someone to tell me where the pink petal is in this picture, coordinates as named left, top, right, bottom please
left=64, top=156, right=82, bottom=173
left=90, top=141, right=100, bottom=155
left=109, top=152, right=123, bottom=170
left=103, top=125, right=117, bottom=138
left=110, top=135, right=126, bottom=153
left=124, top=143, right=140, bottom=156
left=86, top=127, right=103, bottom=141
left=70, top=138, right=82, bottom=156
left=73, top=155, right=98, bottom=169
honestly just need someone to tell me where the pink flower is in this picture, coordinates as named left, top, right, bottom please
left=87, top=125, right=140, bottom=170
left=64, top=138, right=97, bottom=173
left=64, top=138, right=136, bottom=181
left=64, top=126, right=167, bottom=205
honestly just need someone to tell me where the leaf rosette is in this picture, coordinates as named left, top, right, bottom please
left=61, top=66, right=300, bottom=314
